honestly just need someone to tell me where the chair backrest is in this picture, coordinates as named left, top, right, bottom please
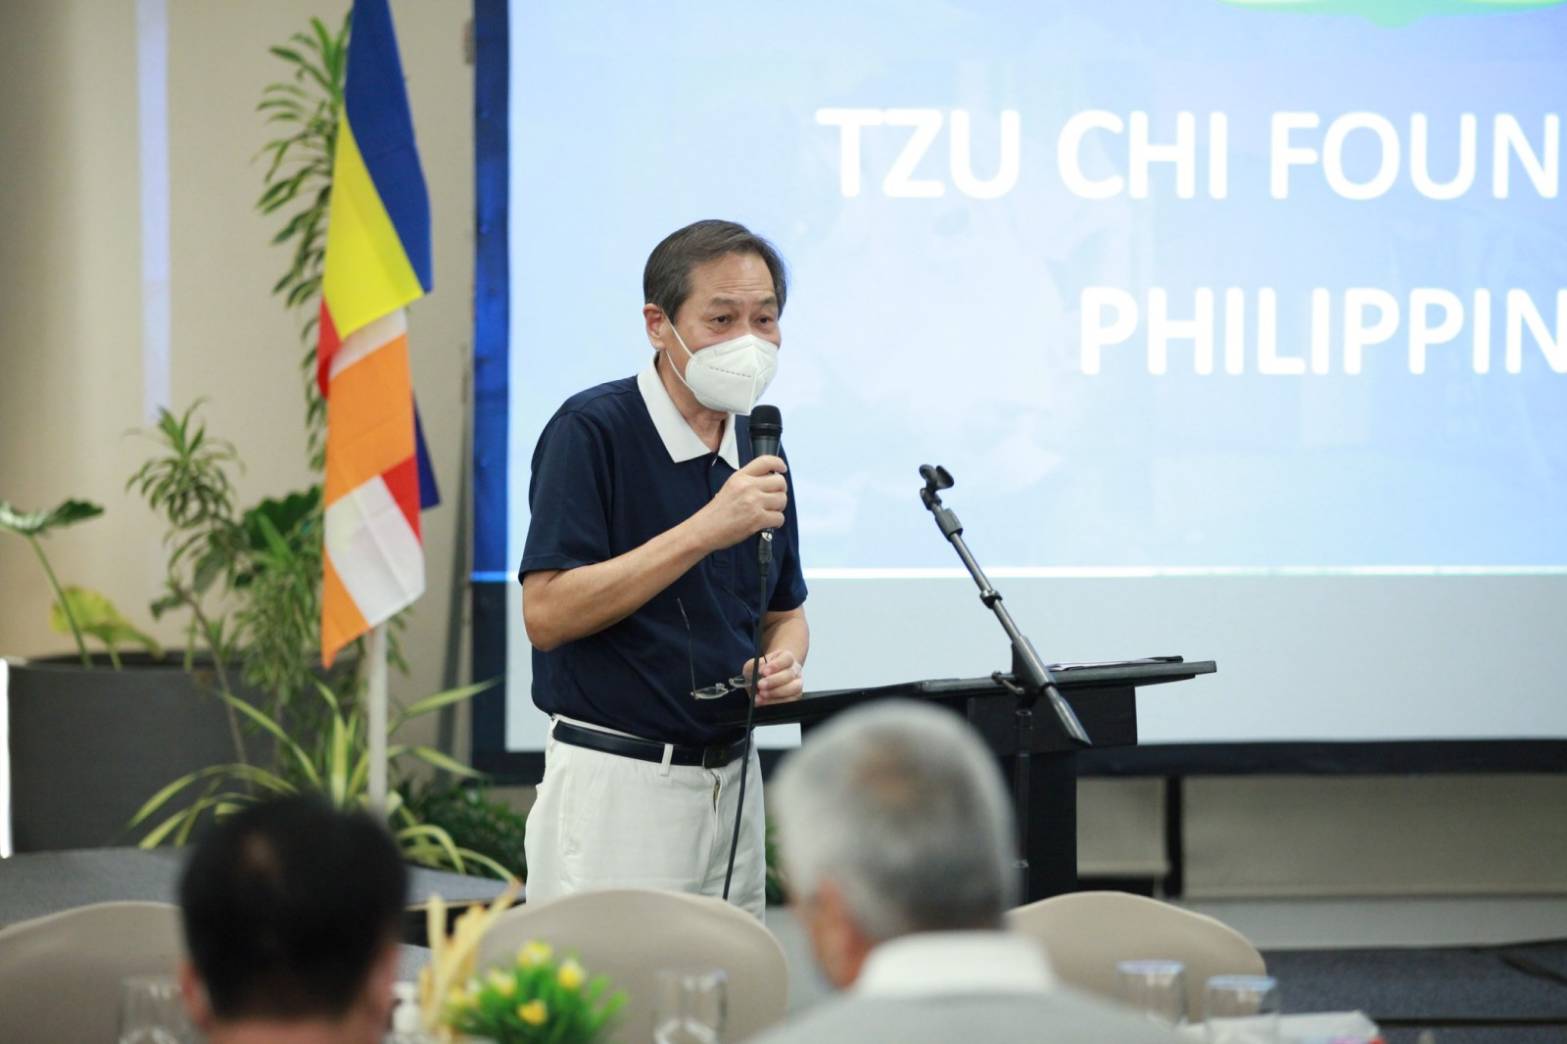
left=0, top=900, right=185, bottom=1043
left=478, top=890, right=789, bottom=1043
left=1007, top=891, right=1265, bottom=1017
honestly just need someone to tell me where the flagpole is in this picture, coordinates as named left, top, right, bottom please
left=368, top=621, right=389, bottom=816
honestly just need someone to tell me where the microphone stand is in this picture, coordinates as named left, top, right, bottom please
left=919, top=465, right=1090, bottom=894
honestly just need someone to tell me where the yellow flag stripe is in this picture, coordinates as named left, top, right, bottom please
left=322, top=120, right=426, bottom=339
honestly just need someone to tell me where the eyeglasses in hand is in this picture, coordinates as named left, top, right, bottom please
left=678, top=598, right=755, bottom=701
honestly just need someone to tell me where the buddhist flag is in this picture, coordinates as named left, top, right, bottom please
left=317, top=0, right=432, bottom=667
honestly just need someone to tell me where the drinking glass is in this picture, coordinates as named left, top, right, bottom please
left=117, top=974, right=197, bottom=1044
left=1115, top=959, right=1188, bottom=1025
left=652, top=968, right=727, bottom=1044
left=1204, top=974, right=1281, bottom=1044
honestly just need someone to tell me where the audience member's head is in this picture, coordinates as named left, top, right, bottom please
left=178, top=796, right=408, bottom=1044
left=771, top=700, right=1018, bottom=988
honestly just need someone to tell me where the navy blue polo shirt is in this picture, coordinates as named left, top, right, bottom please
left=518, top=363, right=808, bottom=747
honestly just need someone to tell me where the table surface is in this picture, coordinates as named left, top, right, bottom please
left=0, top=847, right=511, bottom=928
left=1179, top=1010, right=1380, bottom=1042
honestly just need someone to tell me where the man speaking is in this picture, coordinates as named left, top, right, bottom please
left=519, top=220, right=809, bottom=918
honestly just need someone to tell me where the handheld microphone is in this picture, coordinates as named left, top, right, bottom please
left=749, top=404, right=782, bottom=460
left=749, top=405, right=783, bottom=565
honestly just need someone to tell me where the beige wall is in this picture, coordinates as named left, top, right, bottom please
left=0, top=0, right=472, bottom=757
left=0, top=1, right=148, bottom=654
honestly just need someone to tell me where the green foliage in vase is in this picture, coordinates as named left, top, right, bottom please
left=128, top=402, right=257, bottom=766
left=127, top=402, right=419, bottom=780
left=410, top=784, right=530, bottom=882
left=257, top=14, right=349, bottom=471
left=131, top=677, right=507, bottom=878
left=443, top=942, right=626, bottom=1044
left=0, top=498, right=106, bottom=667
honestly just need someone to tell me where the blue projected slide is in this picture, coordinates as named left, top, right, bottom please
left=497, top=0, right=1567, bottom=750
left=507, top=0, right=1567, bottom=574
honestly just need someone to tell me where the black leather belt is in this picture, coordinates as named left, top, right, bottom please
left=552, top=721, right=750, bottom=769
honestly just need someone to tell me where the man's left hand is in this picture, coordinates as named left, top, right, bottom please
left=743, top=650, right=804, bottom=705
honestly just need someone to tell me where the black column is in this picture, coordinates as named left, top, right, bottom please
left=1023, top=749, right=1079, bottom=901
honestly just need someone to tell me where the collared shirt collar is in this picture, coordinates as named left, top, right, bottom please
left=637, top=357, right=739, bottom=469
left=853, top=931, right=1056, bottom=998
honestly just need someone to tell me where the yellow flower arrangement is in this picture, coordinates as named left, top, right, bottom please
left=557, top=959, right=585, bottom=992
left=419, top=884, right=625, bottom=1044
left=517, top=940, right=553, bottom=968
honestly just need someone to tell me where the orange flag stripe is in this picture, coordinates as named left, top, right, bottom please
left=323, top=336, right=417, bottom=508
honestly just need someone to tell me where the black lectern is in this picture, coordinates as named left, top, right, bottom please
left=728, top=657, right=1216, bottom=903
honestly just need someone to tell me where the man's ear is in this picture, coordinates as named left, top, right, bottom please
left=809, top=879, right=876, bottom=990
left=178, top=959, right=214, bottom=1032
left=363, top=938, right=402, bottom=1024
left=643, top=303, right=669, bottom=348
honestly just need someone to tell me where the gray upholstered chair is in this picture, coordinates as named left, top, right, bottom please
left=479, top=889, right=789, bottom=1043
left=1007, top=890, right=1265, bottom=1017
left=0, top=900, right=186, bottom=1043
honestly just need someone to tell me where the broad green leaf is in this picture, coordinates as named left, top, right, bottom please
left=405, top=746, right=484, bottom=779
left=175, top=779, right=224, bottom=846
left=191, top=546, right=229, bottom=595
left=129, top=770, right=207, bottom=828
left=50, top=586, right=162, bottom=657
left=348, top=748, right=371, bottom=798
left=242, top=487, right=320, bottom=551
left=129, top=763, right=294, bottom=829
left=0, top=498, right=104, bottom=537
left=396, top=824, right=464, bottom=872
left=452, top=847, right=515, bottom=881
left=329, top=712, right=350, bottom=806
left=313, top=679, right=341, bottom=716
left=139, top=806, right=201, bottom=848
left=222, top=694, right=319, bottom=786
left=395, top=678, right=499, bottom=727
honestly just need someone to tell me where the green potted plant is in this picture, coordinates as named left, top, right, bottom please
left=130, top=674, right=507, bottom=877
left=1, top=495, right=247, bottom=852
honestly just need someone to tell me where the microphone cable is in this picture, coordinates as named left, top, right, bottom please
left=721, top=531, right=770, bottom=903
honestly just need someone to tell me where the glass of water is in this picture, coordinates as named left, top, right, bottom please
left=1204, top=974, right=1281, bottom=1044
left=652, top=968, right=727, bottom=1044
left=1116, top=959, right=1188, bottom=1025
left=117, top=974, right=197, bottom=1044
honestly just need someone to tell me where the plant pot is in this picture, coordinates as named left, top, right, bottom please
left=4, top=652, right=249, bottom=851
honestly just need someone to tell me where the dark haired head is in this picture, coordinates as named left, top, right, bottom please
left=643, top=220, right=788, bottom=323
left=179, top=796, right=408, bottom=1022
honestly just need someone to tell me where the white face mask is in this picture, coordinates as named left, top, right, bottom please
left=666, top=323, right=779, bottom=415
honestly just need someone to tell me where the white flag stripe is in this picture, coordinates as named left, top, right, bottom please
left=329, top=309, right=408, bottom=382
left=324, top=475, right=425, bottom=626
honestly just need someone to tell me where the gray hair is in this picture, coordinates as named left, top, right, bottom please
left=642, top=219, right=788, bottom=322
left=770, top=700, right=1018, bottom=942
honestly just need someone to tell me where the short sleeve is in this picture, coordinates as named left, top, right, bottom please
left=769, top=450, right=809, bottom=612
left=518, top=411, right=613, bottom=580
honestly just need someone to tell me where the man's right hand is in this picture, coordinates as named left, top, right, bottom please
left=694, top=455, right=788, bottom=550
